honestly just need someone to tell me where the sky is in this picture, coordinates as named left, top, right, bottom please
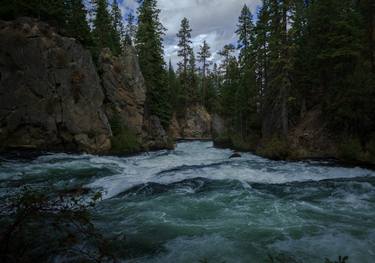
left=118, top=0, right=262, bottom=68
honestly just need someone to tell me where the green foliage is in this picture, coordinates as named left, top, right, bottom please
left=337, top=137, right=363, bottom=161
left=65, top=0, right=93, bottom=46
left=110, top=0, right=125, bottom=53
left=92, top=0, right=121, bottom=56
left=0, top=0, right=66, bottom=27
left=176, top=17, right=198, bottom=108
left=111, top=129, right=141, bottom=154
left=198, top=40, right=212, bottom=107
left=257, top=136, right=290, bottom=160
left=365, top=137, right=375, bottom=163
left=0, top=187, right=115, bottom=263
left=110, top=114, right=141, bottom=154
left=213, top=0, right=374, bottom=163
left=136, top=0, right=172, bottom=128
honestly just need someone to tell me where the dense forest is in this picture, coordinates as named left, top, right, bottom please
left=1, top=0, right=374, bottom=163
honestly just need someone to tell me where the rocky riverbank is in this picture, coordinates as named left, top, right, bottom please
left=0, top=18, right=212, bottom=155
left=212, top=110, right=375, bottom=168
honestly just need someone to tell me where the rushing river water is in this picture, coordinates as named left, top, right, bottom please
left=1, top=141, right=375, bottom=262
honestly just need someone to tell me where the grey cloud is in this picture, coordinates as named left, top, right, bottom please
left=120, top=0, right=261, bottom=68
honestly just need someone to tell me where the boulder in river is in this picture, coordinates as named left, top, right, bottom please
left=229, top=152, right=242, bottom=159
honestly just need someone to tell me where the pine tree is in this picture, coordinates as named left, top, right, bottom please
left=218, top=44, right=239, bottom=124
left=197, top=40, right=212, bottom=107
left=176, top=17, right=193, bottom=109
left=187, top=49, right=199, bottom=104
left=135, top=0, right=171, bottom=128
left=168, top=60, right=182, bottom=115
left=305, top=0, right=366, bottom=134
left=261, top=0, right=292, bottom=138
left=254, top=0, right=271, bottom=107
left=124, top=12, right=137, bottom=46
left=110, top=0, right=124, bottom=54
left=0, top=0, right=66, bottom=27
left=236, top=4, right=255, bottom=51
left=218, top=44, right=236, bottom=74
left=65, top=0, right=92, bottom=46
left=235, top=4, right=259, bottom=137
left=92, top=0, right=118, bottom=55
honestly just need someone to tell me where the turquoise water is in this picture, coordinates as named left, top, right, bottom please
left=1, top=141, right=375, bottom=262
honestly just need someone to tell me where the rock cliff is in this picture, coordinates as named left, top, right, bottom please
left=0, top=18, right=171, bottom=154
left=98, top=47, right=172, bottom=152
left=0, top=18, right=212, bottom=155
left=169, top=105, right=212, bottom=140
left=0, top=18, right=111, bottom=153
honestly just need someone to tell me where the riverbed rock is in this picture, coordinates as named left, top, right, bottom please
left=0, top=18, right=111, bottom=153
left=229, top=152, right=242, bottom=159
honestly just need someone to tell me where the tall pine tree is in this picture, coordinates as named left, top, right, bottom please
left=135, top=0, right=171, bottom=128
left=110, top=0, right=124, bottom=54
left=198, top=40, right=212, bottom=107
left=65, top=0, right=92, bottom=46
left=176, top=17, right=193, bottom=109
left=92, top=0, right=118, bottom=55
left=236, top=4, right=259, bottom=137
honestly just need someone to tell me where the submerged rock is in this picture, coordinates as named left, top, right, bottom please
left=0, top=18, right=111, bottom=153
left=229, top=152, right=242, bottom=159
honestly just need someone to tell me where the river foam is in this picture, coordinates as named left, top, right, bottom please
left=1, top=141, right=375, bottom=262
left=83, top=141, right=375, bottom=199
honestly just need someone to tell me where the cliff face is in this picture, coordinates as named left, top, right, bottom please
left=98, top=48, right=172, bottom=152
left=169, top=105, right=212, bottom=140
left=0, top=18, right=111, bottom=153
left=0, top=18, right=211, bottom=155
left=99, top=48, right=146, bottom=138
left=0, top=18, right=172, bottom=154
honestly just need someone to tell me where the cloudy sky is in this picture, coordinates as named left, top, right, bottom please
left=118, top=0, right=261, bottom=68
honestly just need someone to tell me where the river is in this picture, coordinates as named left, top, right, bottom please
left=1, top=141, right=375, bottom=262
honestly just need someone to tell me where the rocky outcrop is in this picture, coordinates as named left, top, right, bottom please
left=169, top=105, right=212, bottom=140
left=168, top=114, right=182, bottom=139
left=99, top=48, right=146, bottom=138
left=0, top=18, right=111, bottom=153
left=212, top=113, right=226, bottom=140
left=143, top=115, right=173, bottom=150
left=181, top=105, right=212, bottom=139
left=98, top=47, right=172, bottom=151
